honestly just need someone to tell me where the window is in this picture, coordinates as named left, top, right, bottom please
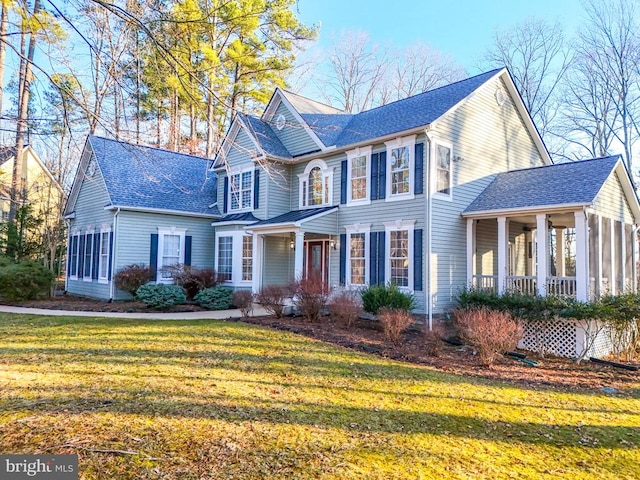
left=345, top=224, right=370, bottom=287
left=69, top=233, right=79, bottom=278
left=229, top=169, right=253, bottom=211
left=217, top=236, right=233, bottom=281
left=385, top=135, right=416, bottom=200
left=242, top=236, right=253, bottom=281
left=156, top=227, right=186, bottom=282
left=346, top=146, right=371, bottom=205
left=299, top=160, right=333, bottom=208
left=83, top=230, right=94, bottom=280
left=384, top=220, right=415, bottom=289
left=436, top=143, right=452, bottom=196
left=98, top=228, right=111, bottom=282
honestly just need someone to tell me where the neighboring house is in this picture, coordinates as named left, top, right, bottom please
left=63, top=136, right=218, bottom=300
left=214, top=67, right=639, bottom=324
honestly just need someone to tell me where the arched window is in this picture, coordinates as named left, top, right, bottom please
left=299, top=160, right=332, bottom=208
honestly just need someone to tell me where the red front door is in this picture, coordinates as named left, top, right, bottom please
left=306, top=241, right=328, bottom=284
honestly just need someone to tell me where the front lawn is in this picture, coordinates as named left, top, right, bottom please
left=0, top=315, right=638, bottom=479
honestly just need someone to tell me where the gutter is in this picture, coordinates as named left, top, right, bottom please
left=109, top=207, right=120, bottom=301
left=105, top=205, right=221, bottom=219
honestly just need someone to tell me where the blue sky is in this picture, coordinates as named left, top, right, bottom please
left=296, top=0, right=584, bottom=71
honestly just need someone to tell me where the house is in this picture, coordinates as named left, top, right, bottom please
left=63, top=136, right=218, bottom=300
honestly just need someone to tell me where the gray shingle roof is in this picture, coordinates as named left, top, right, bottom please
left=212, top=212, right=259, bottom=224
left=89, top=136, right=218, bottom=216
left=301, top=114, right=354, bottom=148
left=463, top=156, right=621, bottom=214
left=241, top=114, right=292, bottom=159
left=250, top=206, right=337, bottom=227
left=280, top=90, right=344, bottom=115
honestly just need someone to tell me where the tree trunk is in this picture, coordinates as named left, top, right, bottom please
left=0, top=3, right=8, bottom=117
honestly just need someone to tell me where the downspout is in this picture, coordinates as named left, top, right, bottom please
left=63, top=218, right=71, bottom=292
left=109, top=207, right=120, bottom=301
left=424, top=127, right=434, bottom=332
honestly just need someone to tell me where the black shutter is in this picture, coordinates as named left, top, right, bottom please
left=414, top=143, right=424, bottom=195
left=340, top=160, right=347, bottom=204
left=184, top=236, right=192, bottom=266
left=78, top=235, right=85, bottom=279
left=377, top=231, right=385, bottom=285
left=369, top=231, right=378, bottom=285
left=253, top=169, right=260, bottom=209
left=107, top=232, right=114, bottom=280
left=149, top=233, right=158, bottom=280
left=223, top=176, right=229, bottom=214
left=339, top=233, right=346, bottom=285
left=378, top=151, right=386, bottom=199
left=370, top=153, right=379, bottom=201
left=92, top=233, right=100, bottom=280
left=414, top=228, right=423, bottom=291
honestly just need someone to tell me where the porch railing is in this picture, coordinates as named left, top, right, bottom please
left=473, top=274, right=578, bottom=298
left=472, top=275, right=497, bottom=292
left=506, top=275, right=536, bottom=295
left=547, top=276, right=577, bottom=297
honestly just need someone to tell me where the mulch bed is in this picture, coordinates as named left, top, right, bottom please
left=5, top=295, right=639, bottom=394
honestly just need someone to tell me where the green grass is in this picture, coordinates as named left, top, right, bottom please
left=0, top=314, right=638, bottom=479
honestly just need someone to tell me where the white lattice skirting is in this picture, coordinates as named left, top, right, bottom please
left=519, top=318, right=615, bottom=358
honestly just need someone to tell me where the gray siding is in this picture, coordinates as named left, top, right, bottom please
left=218, top=128, right=258, bottom=210
left=593, top=172, right=635, bottom=224
left=272, top=101, right=320, bottom=156
left=263, top=235, right=293, bottom=285
left=265, top=163, right=293, bottom=219
left=301, top=211, right=339, bottom=235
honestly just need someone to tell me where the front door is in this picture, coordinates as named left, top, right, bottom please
left=306, top=241, right=328, bottom=284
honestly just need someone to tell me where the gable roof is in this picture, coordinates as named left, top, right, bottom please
left=249, top=206, right=337, bottom=229
left=279, top=89, right=344, bottom=115
left=241, top=114, right=292, bottom=160
left=463, top=155, right=640, bottom=220
left=67, top=136, right=218, bottom=218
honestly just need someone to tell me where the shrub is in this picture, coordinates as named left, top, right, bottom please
left=424, top=324, right=444, bottom=357
left=233, top=290, right=253, bottom=318
left=114, top=264, right=152, bottom=296
left=255, top=284, right=290, bottom=318
left=379, top=308, right=414, bottom=345
left=195, top=286, right=233, bottom=310
left=162, top=264, right=219, bottom=300
left=361, top=283, right=415, bottom=314
left=328, top=290, right=362, bottom=328
left=0, top=257, right=54, bottom=301
left=291, top=277, right=330, bottom=322
left=454, top=307, right=523, bottom=366
left=135, top=283, right=186, bottom=309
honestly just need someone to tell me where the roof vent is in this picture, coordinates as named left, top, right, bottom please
left=495, top=88, right=506, bottom=106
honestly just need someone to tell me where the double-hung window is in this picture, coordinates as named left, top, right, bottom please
left=156, top=227, right=186, bottom=282
left=84, top=229, right=94, bottom=280
left=216, top=232, right=253, bottom=285
left=299, top=160, right=333, bottom=208
left=345, top=224, right=370, bottom=287
left=217, top=236, right=233, bottom=281
left=242, top=235, right=253, bottom=281
left=346, top=146, right=371, bottom=205
left=385, top=135, right=416, bottom=201
left=98, top=227, right=111, bottom=282
left=435, top=143, right=452, bottom=196
left=384, top=220, right=415, bottom=289
left=69, top=233, right=80, bottom=279
left=229, top=169, right=253, bottom=211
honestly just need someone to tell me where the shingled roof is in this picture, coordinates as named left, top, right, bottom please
left=240, top=114, right=292, bottom=159
left=463, top=156, right=624, bottom=215
left=88, top=136, right=218, bottom=217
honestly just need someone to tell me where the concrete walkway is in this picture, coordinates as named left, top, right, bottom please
left=0, top=304, right=269, bottom=320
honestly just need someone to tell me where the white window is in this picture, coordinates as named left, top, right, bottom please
left=98, top=227, right=111, bottom=283
left=384, top=220, right=415, bottom=289
left=385, top=135, right=416, bottom=201
left=299, top=160, right=333, bottom=208
left=436, top=142, right=452, bottom=197
left=229, top=168, right=253, bottom=211
left=157, top=227, right=186, bottom=282
left=346, top=146, right=371, bottom=205
left=69, top=233, right=80, bottom=279
left=83, top=229, right=95, bottom=281
left=216, top=232, right=254, bottom=285
left=345, top=224, right=371, bottom=287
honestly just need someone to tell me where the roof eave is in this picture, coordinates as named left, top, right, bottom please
left=462, top=202, right=591, bottom=219
left=105, top=205, right=221, bottom=219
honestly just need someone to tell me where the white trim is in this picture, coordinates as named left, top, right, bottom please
left=211, top=220, right=256, bottom=227
left=385, top=135, right=416, bottom=202
left=610, top=217, right=616, bottom=296
left=344, top=223, right=371, bottom=287
left=156, top=227, right=187, bottom=284
left=98, top=226, right=112, bottom=284
left=497, top=216, right=507, bottom=294
left=227, top=166, right=255, bottom=213
left=213, top=116, right=265, bottom=169
left=298, top=159, right=334, bottom=209
left=105, top=205, right=220, bottom=219
left=575, top=210, right=589, bottom=301
left=433, top=141, right=453, bottom=200
left=346, top=146, right=372, bottom=206
left=68, top=232, right=80, bottom=280
left=215, top=231, right=254, bottom=286
left=83, top=227, right=95, bottom=282
left=536, top=214, right=547, bottom=297
left=384, top=220, right=415, bottom=290
left=462, top=203, right=590, bottom=219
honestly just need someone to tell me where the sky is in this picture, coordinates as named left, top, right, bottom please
left=295, top=0, right=584, bottom=71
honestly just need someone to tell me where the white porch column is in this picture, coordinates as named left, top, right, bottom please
left=621, top=221, right=626, bottom=293
left=294, top=231, right=305, bottom=281
left=597, top=215, right=603, bottom=297
left=536, top=214, right=548, bottom=296
left=610, top=218, right=617, bottom=295
left=466, top=218, right=475, bottom=288
left=251, top=233, right=263, bottom=294
left=554, top=228, right=565, bottom=277
left=575, top=210, right=589, bottom=302
left=497, top=216, right=507, bottom=294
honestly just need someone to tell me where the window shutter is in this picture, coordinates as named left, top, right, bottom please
left=107, top=232, right=114, bottom=280
left=149, top=234, right=158, bottom=280
left=340, top=160, right=347, bottom=204
left=414, top=143, right=424, bottom=195
left=92, top=233, right=100, bottom=280
left=377, top=231, right=385, bottom=285
left=370, top=153, right=379, bottom=201
left=184, top=236, right=192, bottom=266
left=339, top=233, right=346, bottom=285
left=78, top=235, right=85, bottom=279
left=369, top=231, right=378, bottom=285
left=223, top=176, right=229, bottom=214
left=253, top=169, right=260, bottom=209
left=378, top=151, right=386, bottom=199
left=414, top=228, right=423, bottom=291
